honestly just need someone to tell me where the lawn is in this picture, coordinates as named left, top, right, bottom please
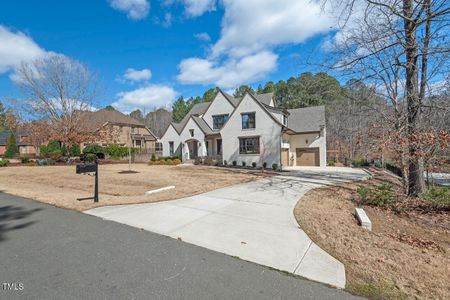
left=294, top=168, right=450, bottom=299
left=0, top=164, right=261, bottom=211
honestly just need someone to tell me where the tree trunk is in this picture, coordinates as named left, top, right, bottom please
left=403, top=0, right=425, bottom=196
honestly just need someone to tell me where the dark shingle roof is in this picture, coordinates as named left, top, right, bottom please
left=192, top=116, right=214, bottom=135
left=254, top=92, right=274, bottom=106
left=286, top=106, right=325, bottom=133
left=171, top=102, right=211, bottom=134
left=0, top=131, right=31, bottom=146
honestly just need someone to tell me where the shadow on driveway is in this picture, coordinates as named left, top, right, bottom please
left=0, top=204, right=41, bottom=243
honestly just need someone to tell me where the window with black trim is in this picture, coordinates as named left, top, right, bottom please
left=169, top=141, right=174, bottom=155
left=239, top=137, right=260, bottom=154
left=241, top=113, right=255, bottom=129
left=189, top=129, right=194, bottom=137
left=212, top=114, right=229, bottom=129
left=155, top=142, right=163, bottom=152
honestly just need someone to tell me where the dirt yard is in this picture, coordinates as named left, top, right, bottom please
left=295, top=169, right=450, bottom=299
left=0, top=164, right=261, bottom=211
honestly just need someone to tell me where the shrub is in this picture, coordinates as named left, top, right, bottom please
left=151, top=153, right=157, bottom=161
left=420, top=186, right=450, bottom=210
left=328, top=160, right=335, bottom=166
left=194, top=158, right=201, bottom=165
left=172, top=158, right=182, bottom=165
left=263, top=162, right=267, bottom=169
left=357, top=184, right=395, bottom=208
left=20, top=156, right=30, bottom=164
left=83, top=144, right=105, bottom=155
left=104, top=144, right=128, bottom=159
left=84, top=153, right=97, bottom=162
left=223, top=160, right=227, bottom=166
left=352, top=158, right=370, bottom=167
left=204, top=158, right=213, bottom=166
left=272, top=163, right=278, bottom=171
left=37, top=158, right=55, bottom=166
left=69, top=144, right=81, bottom=156
left=232, top=161, right=237, bottom=166
left=165, top=159, right=173, bottom=165
left=5, top=133, right=18, bottom=158
left=0, top=159, right=10, bottom=167
left=242, top=161, right=246, bottom=167
left=252, top=162, right=257, bottom=168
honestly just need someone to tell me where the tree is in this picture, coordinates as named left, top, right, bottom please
left=15, top=54, right=99, bottom=148
left=104, top=105, right=115, bottom=111
left=172, top=96, right=189, bottom=123
left=0, top=102, right=6, bottom=131
left=145, top=108, right=172, bottom=137
left=233, top=85, right=255, bottom=98
left=129, top=109, right=144, bottom=122
left=5, top=133, right=18, bottom=158
left=202, top=88, right=218, bottom=102
left=323, top=0, right=450, bottom=196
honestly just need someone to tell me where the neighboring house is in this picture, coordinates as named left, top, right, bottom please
left=78, top=109, right=158, bottom=153
left=0, top=131, right=37, bottom=156
left=159, top=89, right=326, bottom=168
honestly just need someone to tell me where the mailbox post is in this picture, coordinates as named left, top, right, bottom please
left=76, top=159, right=99, bottom=202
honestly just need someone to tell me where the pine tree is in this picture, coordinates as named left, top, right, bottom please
left=5, top=132, right=18, bottom=158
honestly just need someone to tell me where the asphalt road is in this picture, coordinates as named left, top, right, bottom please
left=0, top=193, right=362, bottom=300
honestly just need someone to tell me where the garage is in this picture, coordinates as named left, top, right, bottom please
left=295, top=147, right=320, bottom=166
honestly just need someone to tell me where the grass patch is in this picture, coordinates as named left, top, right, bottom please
left=420, top=186, right=450, bottom=210
left=348, top=281, right=407, bottom=300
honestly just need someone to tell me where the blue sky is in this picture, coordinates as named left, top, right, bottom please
left=0, top=0, right=335, bottom=113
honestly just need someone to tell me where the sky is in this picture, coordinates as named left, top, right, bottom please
left=0, top=0, right=337, bottom=113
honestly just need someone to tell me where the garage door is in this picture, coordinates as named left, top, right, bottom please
left=296, top=148, right=319, bottom=166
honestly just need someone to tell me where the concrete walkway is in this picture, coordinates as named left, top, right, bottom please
left=86, top=167, right=369, bottom=289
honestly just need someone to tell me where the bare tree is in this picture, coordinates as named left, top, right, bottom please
left=15, top=54, right=99, bottom=148
left=322, top=0, right=449, bottom=195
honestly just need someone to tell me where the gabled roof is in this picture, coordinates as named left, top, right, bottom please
left=78, top=109, right=144, bottom=132
left=286, top=106, right=325, bottom=133
left=220, top=90, right=241, bottom=107
left=192, top=116, right=214, bottom=135
left=255, top=92, right=274, bottom=106
left=170, top=101, right=211, bottom=134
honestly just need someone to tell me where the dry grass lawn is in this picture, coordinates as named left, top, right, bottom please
left=294, top=171, right=450, bottom=299
left=0, top=164, right=261, bottom=211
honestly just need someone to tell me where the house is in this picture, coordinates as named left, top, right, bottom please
left=159, top=89, right=326, bottom=168
left=0, top=131, right=37, bottom=156
left=78, top=109, right=158, bottom=153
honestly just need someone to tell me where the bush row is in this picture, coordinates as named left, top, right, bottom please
left=194, top=158, right=280, bottom=171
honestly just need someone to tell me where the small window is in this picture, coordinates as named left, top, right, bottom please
left=169, top=141, right=174, bottom=156
left=135, top=140, right=142, bottom=147
left=283, top=115, right=288, bottom=126
left=241, top=113, right=255, bottom=129
left=239, top=137, right=260, bottom=154
left=155, top=142, right=163, bottom=152
left=212, top=114, right=229, bottom=130
left=189, top=129, right=194, bottom=137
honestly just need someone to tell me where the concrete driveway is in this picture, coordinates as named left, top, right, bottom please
left=86, top=167, right=369, bottom=289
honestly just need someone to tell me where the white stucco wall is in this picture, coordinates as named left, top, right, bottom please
left=179, top=118, right=207, bottom=160
left=202, top=93, right=235, bottom=131
left=158, top=124, right=182, bottom=157
left=282, top=128, right=326, bottom=167
left=221, top=94, right=282, bottom=167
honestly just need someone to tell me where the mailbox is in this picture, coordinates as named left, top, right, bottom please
left=76, top=163, right=98, bottom=174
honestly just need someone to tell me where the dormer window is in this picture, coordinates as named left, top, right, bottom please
left=189, top=129, right=194, bottom=137
left=212, top=114, right=229, bottom=130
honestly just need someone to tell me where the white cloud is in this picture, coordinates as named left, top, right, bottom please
left=112, top=84, right=178, bottom=111
left=109, top=0, right=150, bottom=20
left=194, top=32, right=211, bottom=42
left=177, top=51, right=277, bottom=88
left=182, top=0, right=216, bottom=17
left=0, top=25, right=46, bottom=74
left=177, top=0, right=334, bottom=88
left=122, top=68, right=152, bottom=82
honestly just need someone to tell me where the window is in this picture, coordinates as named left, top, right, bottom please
left=241, top=113, right=255, bottom=129
left=239, top=137, right=260, bottom=154
left=135, top=140, right=142, bottom=147
left=217, top=139, right=222, bottom=155
left=155, top=142, right=163, bottom=152
left=189, top=129, right=194, bottom=137
left=169, top=141, right=174, bottom=155
left=205, top=141, right=209, bottom=155
left=212, top=114, right=229, bottom=130
left=283, top=115, right=288, bottom=126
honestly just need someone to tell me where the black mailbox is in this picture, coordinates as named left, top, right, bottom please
left=76, top=163, right=98, bottom=174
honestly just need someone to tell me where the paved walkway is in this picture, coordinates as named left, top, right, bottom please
left=87, top=167, right=369, bottom=288
left=0, top=193, right=362, bottom=299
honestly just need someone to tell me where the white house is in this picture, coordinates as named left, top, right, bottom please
left=159, top=89, right=326, bottom=168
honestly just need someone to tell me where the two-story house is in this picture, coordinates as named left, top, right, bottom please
left=159, top=89, right=326, bottom=168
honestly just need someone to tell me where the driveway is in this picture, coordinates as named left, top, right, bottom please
left=0, top=192, right=362, bottom=299
left=86, top=167, right=369, bottom=289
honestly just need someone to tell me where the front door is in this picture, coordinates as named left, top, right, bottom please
left=190, top=141, right=198, bottom=159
